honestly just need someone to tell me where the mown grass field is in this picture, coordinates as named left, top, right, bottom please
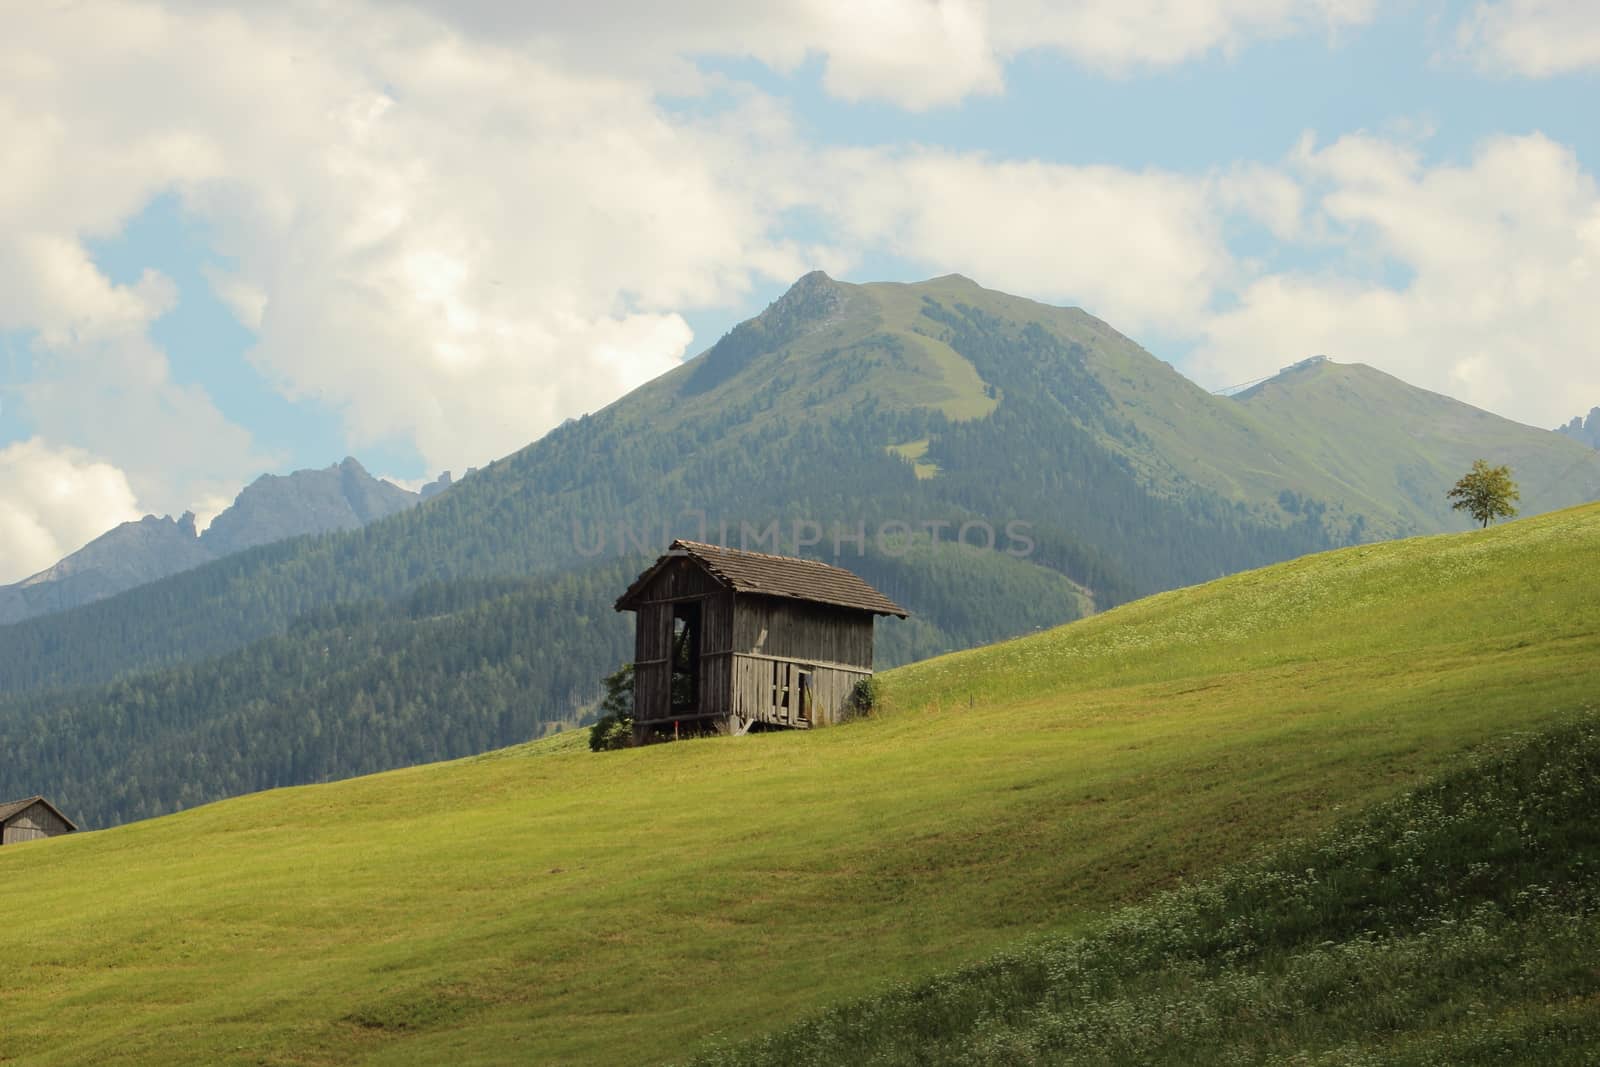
left=2, top=504, right=1597, bottom=1065
left=700, top=714, right=1600, bottom=1065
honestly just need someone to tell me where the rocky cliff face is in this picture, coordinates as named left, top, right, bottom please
left=1557, top=408, right=1600, bottom=449
left=420, top=470, right=454, bottom=500
left=0, top=458, right=428, bottom=625
left=203, top=458, right=419, bottom=558
left=0, top=513, right=214, bottom=624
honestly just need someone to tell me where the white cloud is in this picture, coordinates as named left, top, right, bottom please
left=0, top=226, right=268, bottom=520
left=365, top=0, right=1002, bottom=110
left=824, top=149, right=1234, bottom=335
left=387, top=0, right=1373, bottom=106
left=0, top=439, right=143, bottom=583
left=203, top=267, right=266, bottom=332
left=2, top=1, right=824, bottom=503
left=0, top=4, right=270, bottom=530
left=806, top=0, right=1002, bottom=107
left=2, top=0, right=1593, bottom=574
left=991, top=0, right=1377, bottom=73
left=1458, top=0, right=1600, bottom=76
left=0, top=227, right=267, bottom=522
left=1193, top=132, right=1600, bottom=428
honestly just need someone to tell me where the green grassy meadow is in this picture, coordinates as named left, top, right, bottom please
left=699, top=714, right=1600, bottom=1065
left=2, top=504, right=1598, bottom=1065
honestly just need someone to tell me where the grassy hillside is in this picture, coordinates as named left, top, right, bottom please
left=701, top=714, right=1600, bottom=1065
left=0, top=271, right=1338, bottom=830
left=0, top=272, right=1335, bottom=696
left=2, top=504, right=1596, bottom=1065
left=3, top=274, right=1590, bottom=710
left=0, top=543, right=1090, bottom=829
left=4, top=272, right=1592, bottom=837
left=1236, top=359, right=1600, bottom=534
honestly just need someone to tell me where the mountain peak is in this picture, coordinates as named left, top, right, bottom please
left=769, top=269, right=848, bottom=319
left=420, top=470, right=455, bottom=501
left=1557, top=406, right=1600, bottom=449
left=789, top=268, right=835, bottom=287
left=203, top=457, right=420, bottom=556
left=682, top=270, right=855, bottom=395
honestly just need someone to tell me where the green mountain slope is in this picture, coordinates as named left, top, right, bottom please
left=1235, top=360, right=1600, bottom=534
left=6, top=273, right=1591, bottom=702
left=1, top=504, right=1596, bottom=1066
left=3, top=271, right=1594, bottom=830
left=0, top=544, right=1088, bottom=828
left=0, top=271, right=1352, bottom=698
left=0, top=513, right=214, bottom=623
left=0, top=457, right=422, bottom=626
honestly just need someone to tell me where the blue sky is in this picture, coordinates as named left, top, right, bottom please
left=1, top=0, right=1598, bottom=580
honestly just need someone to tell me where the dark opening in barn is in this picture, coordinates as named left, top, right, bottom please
left=671, top=599, right=701, bottom=713
left=615, top=540, right=907, bottom=742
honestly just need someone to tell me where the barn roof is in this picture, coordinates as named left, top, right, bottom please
left=615, top=540, right=908, bottom=617
left=0, top=795, right=78, bottom=831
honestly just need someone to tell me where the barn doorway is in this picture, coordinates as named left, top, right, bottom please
left=670, top=600, right=702, bottom=714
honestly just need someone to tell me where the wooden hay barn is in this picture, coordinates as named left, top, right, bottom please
left=615, top=540, right=907, bottom=741
left=0, top=796, right=77, bottom=845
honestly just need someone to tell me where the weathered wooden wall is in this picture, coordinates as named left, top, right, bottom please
left=732, top=597, right=874, bottom=669
left=632, top=599, right=671, bottom=727
left=629, top=557, right=735, bottom=727
left=724, top=596, right=874, bottom=728
left=625, top=564, right=879, bottom=736
left=728, top=655, right=868, bottom=728
left=1, top=803, right=73, bottom=844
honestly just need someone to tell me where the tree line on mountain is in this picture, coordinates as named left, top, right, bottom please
left=0, top=541, right=1084, bottom=827
left=0, top=319, right=1343, bottom=699
left=0, top=567, right=629, bottom=827
left=0, top=290, right=1365, bottom=827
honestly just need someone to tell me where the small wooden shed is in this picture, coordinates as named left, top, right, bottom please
left=615, top=540, right=907, bottom=740
left=0, top=796, right=77, bottom=845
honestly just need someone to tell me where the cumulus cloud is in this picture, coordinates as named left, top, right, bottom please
left=352, top=0, right=1003, bottom=110
left=393, top=0, right=1373, bottom=105
left=1458, top=0, right=1600, bottom=76
left=3, top=0, right=1594, bottom=580
left=0, top=227, right=267, bottom=522
left=0, top=439, right=143, bottom=583
left=1193, top=132, right=1600, bottom=428
left=990, top=0, right=1377, bottom=73
left=823, top=149, right=1234, bottom=335
left=0, top=6, right=269, bottom=525
left=3, top=1, right=822, bottom=509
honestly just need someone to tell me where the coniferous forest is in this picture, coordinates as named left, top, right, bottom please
left=1, top=284, right=1370, bottom=826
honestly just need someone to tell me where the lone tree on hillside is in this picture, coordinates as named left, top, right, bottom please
left=1448, top=459, right=1521, bottom=528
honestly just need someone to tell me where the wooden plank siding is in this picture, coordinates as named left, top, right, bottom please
left=628, top=556, right=725, bottom=602
left=1, top=801, right=74, bottom=844
left=729, top=655, right=868, bottom=728
left=732, top=596, right=874, bottom=669
left=632, top=598, right=672, bottom=727
left=621, top=551, right=891, bottom=738
left=629, top=557, right=738, bottom=727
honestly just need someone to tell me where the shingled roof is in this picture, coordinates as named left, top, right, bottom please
left=0, top=795, right=77, bottom=831
left=615, top=540, right=908, bottom=617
